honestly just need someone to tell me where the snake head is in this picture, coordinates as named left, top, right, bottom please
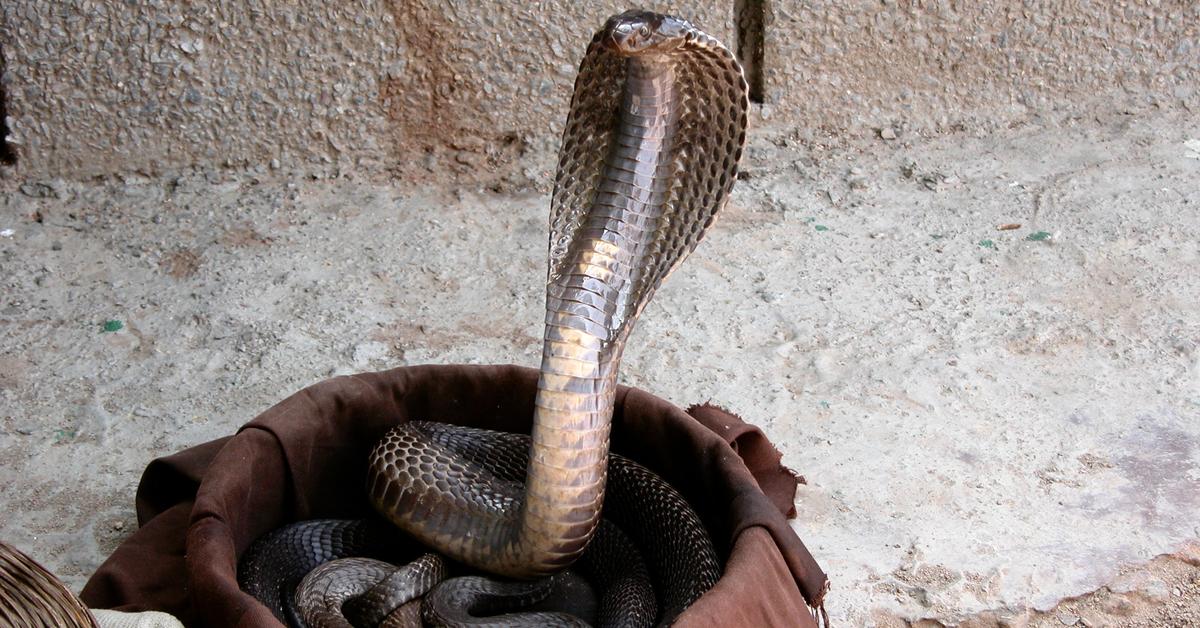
left=602, top=10, right=692, bottom=55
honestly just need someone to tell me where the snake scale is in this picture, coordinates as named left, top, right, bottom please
left=240, top=10, right=749, bottom=627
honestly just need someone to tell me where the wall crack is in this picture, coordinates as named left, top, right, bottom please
left=735, top=0, right=765, bottom=104
left=1, top=43, right=16, bottom=166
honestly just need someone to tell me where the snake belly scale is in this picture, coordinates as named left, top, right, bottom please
left=241, top=10, right=749, bottom=627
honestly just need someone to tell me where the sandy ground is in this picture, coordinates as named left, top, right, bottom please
left=1, top=108, right=1197, bottom=626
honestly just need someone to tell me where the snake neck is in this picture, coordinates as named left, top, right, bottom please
left=516, top=57, right=680, bottom=576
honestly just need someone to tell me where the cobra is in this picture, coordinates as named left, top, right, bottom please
left=240, top=10, right=749, bottom=626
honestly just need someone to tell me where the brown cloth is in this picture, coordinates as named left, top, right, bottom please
left=80, top=365, right=829, bottom=627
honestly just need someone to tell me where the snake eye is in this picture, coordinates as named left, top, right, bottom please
left=638, top=25, right=650, bottom=38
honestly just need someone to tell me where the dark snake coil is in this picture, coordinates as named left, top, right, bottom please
left=240, top=10, right=749, bottom=627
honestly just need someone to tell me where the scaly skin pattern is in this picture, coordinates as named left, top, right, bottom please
left=519, top=51, right=682, bottom=576
left=363, top=7, right=748, bottom=612
left=295, top=554, right=446, bottom=627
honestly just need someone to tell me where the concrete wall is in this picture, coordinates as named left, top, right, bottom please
left=0, top=1, right=1196, bottom=180
left=766, top=1, right=1200, bottom=141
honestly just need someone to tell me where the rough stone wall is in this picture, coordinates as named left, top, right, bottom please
left=0, top=1, right=1196, bottom=180
left=766, top=1, right=1200, bottom=142
left=0, top=1, right=405, bottom=178
left=375, top=1, right=731, bottom=182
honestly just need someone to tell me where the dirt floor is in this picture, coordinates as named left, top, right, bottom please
left=1, top=107, right=1197, bottom=625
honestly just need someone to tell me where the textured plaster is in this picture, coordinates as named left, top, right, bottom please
left=765, top=1, right=1200, bottom=141
left=0, top=1, right=730, bottom=179
left=1, top=1, right=1197, bottom=179
left=1, top=1, right=404, bottom=177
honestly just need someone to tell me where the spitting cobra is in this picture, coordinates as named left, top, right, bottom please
left=240, top=10, right=749, bottom=626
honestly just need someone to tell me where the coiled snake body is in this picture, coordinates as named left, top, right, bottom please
left=241, top=10, right=748, bottom=627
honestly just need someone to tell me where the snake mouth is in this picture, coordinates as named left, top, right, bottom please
left=604, top=20, right=651, bottom=53
left=602, top=10, right=688, bottom=55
